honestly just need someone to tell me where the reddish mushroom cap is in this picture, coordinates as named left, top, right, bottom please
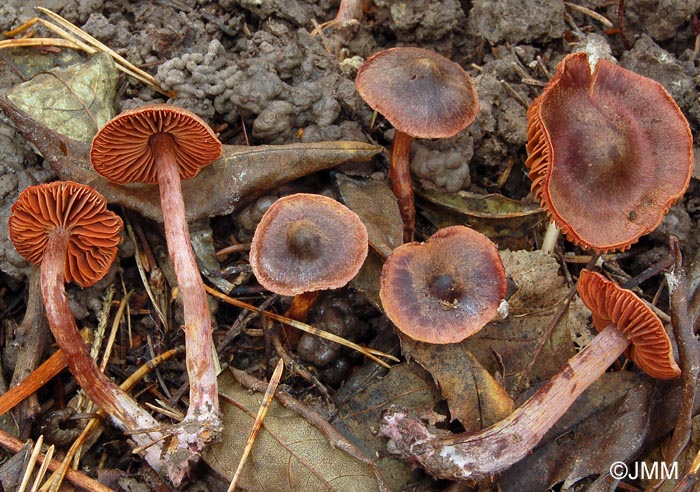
left=526, top=52, right=693, bottom=252
left=249, top=193, right=369, bottom=296
left=577, top=269, right=680, bottom=379
left=91, top=104, right=222, bottom=184
left=380, top=226, right=506, bottom=344
left=355, top=47, right=479, bottom=139
left=9, top=181, right=123, bottom=287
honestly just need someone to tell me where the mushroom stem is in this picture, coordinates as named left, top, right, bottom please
left=41, top=228, right=166, bottom=468
left=390, top=130, right=415, bottom=243
left=381, top=323, right=629, bottom=479
left=541, top=221, right=560, bottom=254
left=150, top=133, right=222, bottom=432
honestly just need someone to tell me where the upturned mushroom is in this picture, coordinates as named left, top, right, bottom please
left=8, top=181, right=167, bottom=471
left=90, top=105, right=222, bottom=462
left=249, top=193, right=368, bottom=296
left=526, top=52, right=693, bottom=253
left=355, top=47, right=479, bottom=242
left=380, top=269, right=680, bottom=479
left=380, top=225, right=506, bottom=344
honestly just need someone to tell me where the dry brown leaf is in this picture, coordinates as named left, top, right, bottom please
left=335, top=174, right=402, bottom=257
left=332, top=363, right=439, bottom=491
left=349, top=249, right=384, bottom=311
left=402, top=339, right=514, bottom=430
left=465, top=249, right=590, bottom=393
left=414, top=180, right=546, bottom=250
left=205, top=370, right=382, bottom=492
left=0, top=95, right=382, bottom=223
left=498, top=372, right=653, bottom=491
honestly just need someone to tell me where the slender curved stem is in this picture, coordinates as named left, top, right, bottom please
left=381, top=324, right=629, bottom=479
left=41, top=229, right=165, bottom=469
left=390, top=131, right=415, bottom=243
left=150, top=134, right=221, bottom=428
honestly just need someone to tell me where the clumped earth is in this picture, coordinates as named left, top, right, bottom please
left=0, top=0, right=700, bottom=491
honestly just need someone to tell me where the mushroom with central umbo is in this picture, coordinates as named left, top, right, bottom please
left=249, top=193, right=368, bottom=297
left=8, top=181, right=168, bottom=473
left=380, top=225, right=506, bottom=344
left=380, top=269, right=680, bottom=479
left=90, top=104, right=223, bottom=481
left=355, top=47, right=479, bottom=242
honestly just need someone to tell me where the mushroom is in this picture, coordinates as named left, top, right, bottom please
left=380, top=269, right=680, bottom=479
left=249, top=193, right=368, bottom=296
left=526, top=52, right=693, bottom=253
left=355, top=47, right=479, bottom=242
left=380, top=225, right=506, bottom=344
left=90, top=105, right=222, bottom=448
left=8, top=181, right=166, bottom=470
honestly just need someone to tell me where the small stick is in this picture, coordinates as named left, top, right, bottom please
left=563, top=2, right=614, bottom=28
left=0, top=350, right=67, bottom=416
left=227, top=358, right=284, bottom=492
left=0, top=429, right=113, bottom=492
left=36, top=7, right=173, bottom=95
left=205, top=285, right=397, bottom=367
left=650, top=237, right=699, bottom=490
left=514, top=254, right=598, bottom=394
left=30, top=444, right=54, bottom=492
left=40, top=347, right=183, bottom=492
left=18, top=435, right=44, bottom=492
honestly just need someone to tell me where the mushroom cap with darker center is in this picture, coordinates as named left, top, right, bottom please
left=380, top=226, right=506, bottom=344
left=91, top=104, right=222, bottom=184
left=526, top=52, right=693, bottom=252
left=9, top=181, right=123, bottom=288
left=249, top=193, right=369, bottom=296
left=355, top=47, right=479, bottom=139
left=577, top=269, right=680, bottom=379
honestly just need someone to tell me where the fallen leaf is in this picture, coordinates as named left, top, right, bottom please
left=349, top=249, right=384, bottom=311
left=1, top=46, right=83, bottom=80
left=206, top=370, right=383, bottom=492
left=332, top=362, right=439, bottom=491
left=7, top=52, right=117, bottom=142
left=465, top=250, right=589, bottom=393
left=401, top=339, right=514, bottom=430
left=415, top=180, right=546, bottom=250
left=498, top=372, right=653, bottom=491
left=0, top=95, right=382, bottom=222
left=335, top=174, right=402, bottom=257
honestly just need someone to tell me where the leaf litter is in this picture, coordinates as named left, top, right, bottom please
left=0, top=2, right=698, bottom=491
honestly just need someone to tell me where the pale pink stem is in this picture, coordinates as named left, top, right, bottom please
left=381, top=324, right=630, bottom=479
left=41, top=229, right=165, bottom=471
left=150, top=133, right=221, bottom=430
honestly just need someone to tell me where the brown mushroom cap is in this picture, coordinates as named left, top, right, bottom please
left=526, top=52, right=693, bottom=252
left=249, top=193, right=369, bottom=296
left=380, top=226, right=506, bottom=344
left=355, top=47, right=479, bottom=139
left=9, top=181, right=123, bottom=288
left=91, top=104, right=222, bottom=184
left=577, top=269, right=680, bottom=379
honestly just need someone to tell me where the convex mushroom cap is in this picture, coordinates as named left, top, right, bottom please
left=250, top=193, right=369, bottom=296
left=9, top=181, right=123, bottom=287
left=526, top=52, right=693, bottom=252
left=355, top=47, right=479, bottom=138
left=380, top=225, right=506, bottom=344
left=577, top=269, right=680, bottom=379
left=91, top=103, right=222, bottom=184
